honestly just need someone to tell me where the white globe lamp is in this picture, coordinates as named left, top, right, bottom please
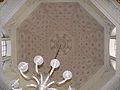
left=63, top=70, right=72, bottom=80
left=50, top=59, right=60, bottom=68
left=34, top=55, right=44, bottom=65
left=18, top=62, right=28, bottom=72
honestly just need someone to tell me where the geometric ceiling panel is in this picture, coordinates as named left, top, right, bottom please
left=16, top=2, right=104, bottom=90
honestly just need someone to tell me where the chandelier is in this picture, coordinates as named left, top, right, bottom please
left=11, top=55, right=73, bottom=90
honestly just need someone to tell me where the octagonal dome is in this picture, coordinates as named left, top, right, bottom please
left=15, top=2, right=105, bottom=90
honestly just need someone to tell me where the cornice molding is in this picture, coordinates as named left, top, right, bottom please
left=110, top=0, right=120, bottom=11
left=91, top=0, right=120, bottom=26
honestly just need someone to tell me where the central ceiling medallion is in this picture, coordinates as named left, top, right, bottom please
left=50, top=31, right=72, bottom=55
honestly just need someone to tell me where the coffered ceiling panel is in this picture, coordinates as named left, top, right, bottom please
left=16, top=2, right=104, bottom=90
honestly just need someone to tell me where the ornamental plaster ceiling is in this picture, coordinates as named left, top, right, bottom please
left=16, top=2, right=104, bottom=90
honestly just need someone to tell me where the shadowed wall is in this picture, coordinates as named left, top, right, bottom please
left=0, top=73, right=11, bottom=90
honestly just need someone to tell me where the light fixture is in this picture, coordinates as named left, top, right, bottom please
left=11, top=55, right=73, bottom=90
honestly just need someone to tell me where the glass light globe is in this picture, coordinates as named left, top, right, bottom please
left=50, top=59, right=60, bottom=68
left=34, top=55, right=44, bottom=65
left=18, top=62, right=28, bottom=72
left=63, top=70, right=72, bottom=80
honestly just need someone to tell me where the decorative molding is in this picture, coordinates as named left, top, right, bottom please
left=91, top=0, right=120, bottom=26
left=110, top=0, right=120, bottom=11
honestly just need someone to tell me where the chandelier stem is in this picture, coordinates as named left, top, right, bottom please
left=44, top=67, right=55, bottom=85
left=40, top=73, right=43, bottom=84
left=54, top=45, right=61, bottom=59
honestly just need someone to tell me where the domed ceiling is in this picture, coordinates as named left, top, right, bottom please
left=16, top=2, right=104, bottom=90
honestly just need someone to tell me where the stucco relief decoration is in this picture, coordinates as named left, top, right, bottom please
left=16, top=2, right=104, bottom=90
left=50, top=31, right=72, bottom=55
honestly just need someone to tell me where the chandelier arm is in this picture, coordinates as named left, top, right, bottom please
left=48, top=88, right=58, bottom=90
left=20, top=69, right=40, bottom=85
left=47, top=81, right=56, bottom=87
left=35, top=64, right=43, bottom=84
left=57, top=79, right=67, bottom=85
left=47, top=79, right=67, bottom=87
left=35, top=64, right=39, bottom=75
left=35, top=63, right=44, bottom=84
left=32, top=76, right=40, bottom=85
left=44, top=67, right=55, bottom=85
left=26, top=84, right=37, bottom=88
left=20, top=70, right=31, bottom=80
left=49, top=67, right=55, bottom=77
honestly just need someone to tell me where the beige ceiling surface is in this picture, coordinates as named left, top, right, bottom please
left=16, top=2, right=104, bottom=90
